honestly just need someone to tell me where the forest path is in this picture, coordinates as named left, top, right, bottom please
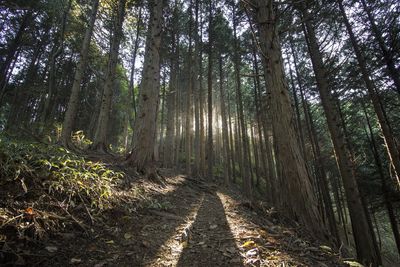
left=45, top=171, right=343, bottom=267
left=3, top=170, right=345, bottom=266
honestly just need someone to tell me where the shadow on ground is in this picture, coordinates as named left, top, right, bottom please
left=176, top=191, right=243, bottom=267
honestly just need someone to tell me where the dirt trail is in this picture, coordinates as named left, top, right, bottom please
left=1, top=172, right=345, bottom=266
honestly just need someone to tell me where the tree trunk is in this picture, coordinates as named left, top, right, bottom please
left=359, top=0, right=400, bottom=95
left=252, top=0, right=325, bottom=238
left=61, top=0, right=100, bottom=147
left=361, top=101, right=400, bottom=257
left=218, top=54, right=231, bottom=185
left=206, top=0, right=213, bottom=180
left=159, top=72, right=167, bottom=161
left=300, top=4, right=380, bottom=265
left=91, top=0, right=126, bottom=152
left=289, top=36, right=340, bottom=244
left=193, top=0, right=200, bottom=174
left=126, top=0, right=163, bottom=176
left=338, top=0, right=400, bottom=189
left=40, top=0, right=72, bottom=129
left=185, top=0, right=193, bottom=175
left=0, top=10, right=33, bottom=103
left=129, top=6, right=142, bottom=122
left=233, top=4, right=252, bottom=198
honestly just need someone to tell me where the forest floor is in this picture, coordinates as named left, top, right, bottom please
left=0, top=151, right=349, bottom=266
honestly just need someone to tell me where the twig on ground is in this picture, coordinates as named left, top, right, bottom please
left=0, top=214, right=23, bottom=228
left=78, top=193, right=95, bottom=225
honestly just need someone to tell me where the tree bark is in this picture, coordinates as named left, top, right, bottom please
left=338, top=0, right=400, bottom=189
left=206, top=0, right=213, bottom=180
left=91, top=0, right=126, bottom=152
left=126, top=0, right=163, bottom=176
left=40, top=0, right=72, bottom=129
left=359, top=0, right=400, bottom=95
left=361, top=102, right=400, bottom=257
left=251, top=0, right=325, bottom=238
left=0, top=10, right=33, bottom=103
left=299, top=4, right=380, bottom=265
left=218, top=54, right=231, bottom=185
left=232, top=3, right=252, bottom=198
left=61, top=0, right=100, bottom=147
left=289, top=36, right=340, bottom=244
left=185, top=0, right=193, bottom=175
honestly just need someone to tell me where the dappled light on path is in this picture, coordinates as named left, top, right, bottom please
left=216, top=191, right=328, bottom=266
left=145, top=193, right=205, bottom=266
left=176, top=191, right=243, bottom=266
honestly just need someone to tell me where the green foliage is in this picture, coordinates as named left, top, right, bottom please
left=71, top=130, right=93, bottom=149
left=0, top=135, right=123, bottom=209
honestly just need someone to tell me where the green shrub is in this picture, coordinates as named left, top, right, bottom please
left=0, top=134, right=123, bottom=209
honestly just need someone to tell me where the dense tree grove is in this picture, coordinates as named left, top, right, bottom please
left=1, top=0, right=400, bottom=265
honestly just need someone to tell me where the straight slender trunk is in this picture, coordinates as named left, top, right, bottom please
left=289, top=37, right=339, bottom=244
left=41, top=0, right=72, bottom=129
left=250, top=124, right=260, bottom=188
left=185, top=0, right=193, bottom=175
left=164, top=34, right=177, bottom=167
left=300, top=4, right=380, bottom=265
left=218, top=55, right=231, bottom=185
left=159, top=73, right=167, bottom=161
left=174, top=71, right=181, bottom=169
left=251, top=45, right=268, bottom=186
left=193, top=0, right=200, bottom=174
left=164, top=88, right=176, bottom=167
left=359, top=0, right=400, bottom=94
left=61, top=0, right=100, bottom=147
left=199, top=34, right=206, bottom=177
left=0, top=10, right=33, bottom=103
left=233, top=4, right=251, bottom=198
left=92, top=0, right=126, bottom=152
left=227, top=89, right=236, bottom=183
left=338, top=0, right=400, bottom=188
left=361, top=102, right=400, bottom=257
left=207, top=0, right=213, bottom=179
left=128, top=7, right=142, bottom=121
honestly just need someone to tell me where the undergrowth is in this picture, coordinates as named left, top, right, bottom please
left=0, top=134, right=123, bottom=209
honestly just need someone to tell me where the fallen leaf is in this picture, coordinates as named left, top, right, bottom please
left=70, top=258, right=82, bottom=264
left=319, top=245, right=333, bottom=253
left=94, top=261, right=107, bottom=267
left=124, top=233, right=132, bottom=239
left=245, top=248, right=258, bottom=257
left=25, top=207, right=34, bottom=215
left=24, top=207, right=36, bottom=220
left=241, top=240, right=256, bottom=249
left=20, top=178, right=28, bottom=193
left=223, top=252, right=231, bottom=257
left=45, top=246, right=58, bottom=253
left=267, top=255, right=279, bottom=261
left=105, top=240, right=114, bottom=244
left=142, top=240, right=151, bottom=247
left=209, top=224, right=218, bottom=230
left=343, top=260, right=365, bottom=267
left=259, top=230, right=268, bottom=237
